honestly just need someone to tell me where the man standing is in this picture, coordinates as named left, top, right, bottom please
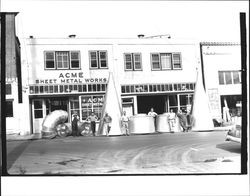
left=177, top=109, right=188, bottom=132
left=148, top=107, right=158, bottom=129
left=168, top=109, right=176, bottom=132
left=103, top=113, right=112, bottom=137
left=71, top=113, right=79, bottom=137
left=87, top=112, right=98, bottom=136
left=121, top=111, right=130, bottom=136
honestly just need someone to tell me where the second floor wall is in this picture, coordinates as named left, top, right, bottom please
left=21, top=38, right=201, bottom=88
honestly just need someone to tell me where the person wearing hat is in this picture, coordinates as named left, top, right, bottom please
left=103, top=112, right=112, bottom=136
left=71, top=112, right=79, bottom=137
left=87, top=112, right=98, bottom=136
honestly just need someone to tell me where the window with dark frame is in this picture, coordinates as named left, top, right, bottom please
left=151, top=53, right=182, bottom=70
left=89, top=51, right=108, bottom=69
left=124, top=53, right=142, bottom=71
left=44, top=51, right=80, bottom=70
left=6, top=84, right=12, bottom=95
left=6, top=100, right=14, bottom=117
left=218, top=71, right=241, bottom=85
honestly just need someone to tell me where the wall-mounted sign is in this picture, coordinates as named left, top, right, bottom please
left=207, top=88, right=221, bottom=118
left=35, top=72, right=107, bottom=84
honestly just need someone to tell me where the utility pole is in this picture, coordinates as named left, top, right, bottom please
left=0, top=12, right=7, bottom=175
left=240, top=12, right=247, bottom=174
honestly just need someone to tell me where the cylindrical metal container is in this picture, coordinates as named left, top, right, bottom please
left=174, top=117, right=182, bottom=132
left=128, top=114, right=155, bottom=134
left=156, top=113, right=170, bottom=132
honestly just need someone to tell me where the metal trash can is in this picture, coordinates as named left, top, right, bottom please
left=156, top=113, right=170, bottom=132
left=128, top=114, right=155, bottom=134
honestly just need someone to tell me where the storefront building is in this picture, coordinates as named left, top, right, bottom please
left=201, top=42, right=242, bottom=120
left=13, top=36, right=200, bottom=135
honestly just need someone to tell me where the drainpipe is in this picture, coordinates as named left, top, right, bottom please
left=199, top=43, right=206, bottom=91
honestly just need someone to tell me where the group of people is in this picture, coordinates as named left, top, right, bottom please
left=71, top=107, right=192, bottom=137
left=71, top=111, right=130, bottom=137
left=147, top=107, right=192, bottom=132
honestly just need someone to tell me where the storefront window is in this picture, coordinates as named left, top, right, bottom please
left=70, top=97, right=80, bottom=119
left=179, top=94, right=193, bottom=112
left=81, top=95, right=105, bottom=120
left=34, top=100, right=43, bottom=118
left=168, top=95, right=178, bottom=112
left=225, top=71, right=232, bottom=84
left=233, top=71, right=240, bottom=84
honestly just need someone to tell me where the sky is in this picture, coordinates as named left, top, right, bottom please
left=1, top=0, right=248, bottom=42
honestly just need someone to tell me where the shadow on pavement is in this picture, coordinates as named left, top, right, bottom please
left=7, top=141, right=32, bottom=171
left=216, top=142, right=241, bottom=154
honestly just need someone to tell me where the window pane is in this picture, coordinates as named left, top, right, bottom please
left=161, top=53, right=172, bottom=69
left=218, top=72, right=224, bottom=85
left=225, top=71, right=232, bottom=84
left=121, top=86, right=125, bottom=93
left=134, top=54, right=142, bottom=70
left=88, top=84, right=92, bottom=91
left=30, top=86, right=34, bottom=94
left=70, top=98, right=79, bottom=109
left=45, top=61, right=55, bottom=69
left=90, top=52, right=97, bottom=59
left=100, top=52, right=106, bottom=59
left=39, top=86, right=44, bottom=93
left=6, top=84, right=12, bottom=95
left=34, top=100, right=43, bottom=109
left=49, top=86, right=53, bottom=93
left=45, top=52, right=55, bottom=69
left=126, top=62, right=132, bottom=70
left=6, top=100, right=13, bottom=117
left=46, top=52, right=54, bottom=60
left=71, top=61, right=80, bottom=68
left=71, top=52, right=79, bottom=60
left=91, top=60, right=98, bottom=68
left=54, top=85, right=58, bottom=93
left=100, top=60, right=107, bottom=68
left=151, top=54, right=160, bottom=69
left=233, top=71, right=240, bottom=84
left=34, top=110, right=43, bottom=118
left=173, top=53, right=182, bottom=69
left=78, top=85, right=83, bottom=92
left=125, top=54, right=132, bottom=70
left=56, top=52, right=69, bottom=69
left=169, top=95, right=178, bottom=107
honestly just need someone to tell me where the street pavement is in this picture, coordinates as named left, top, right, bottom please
left=6, top=131, right=241, bottom=175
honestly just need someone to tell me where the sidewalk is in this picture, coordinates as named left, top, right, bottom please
left=6, top=133, right=42, bottom=141
left=5, top=126, right=233, bottom=141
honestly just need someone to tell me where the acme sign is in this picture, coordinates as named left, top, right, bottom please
left=35, top=72, right=107, bottom=84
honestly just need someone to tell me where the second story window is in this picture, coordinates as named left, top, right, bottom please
left=6, top=84, right=12, bottom=95
left=89, top=51, right=108, bottom=69
left=124, top=53, right=142, bottom=71
left=44, top=51, right=80, bottom=70
left=151, top=53, right=182, bottom=70
left=218, top=71, right=241, bottom=85
left=56, top=51, right=69, bottom=69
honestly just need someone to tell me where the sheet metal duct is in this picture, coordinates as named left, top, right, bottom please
left=128, top=114, right=155, bottom=134
left=156, top=113, right=170, bottom=132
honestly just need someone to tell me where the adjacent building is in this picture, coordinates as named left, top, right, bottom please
left=201, top=42, right=242, bottom=120
left=1, top=12, right=23, bottom=135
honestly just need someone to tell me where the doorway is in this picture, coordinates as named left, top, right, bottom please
left=137, top=95, right=166, bottom=114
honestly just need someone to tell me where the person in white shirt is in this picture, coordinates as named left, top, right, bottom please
left=121, top=111, right=130, bottom=136
left=168, top=109, right=177, bottom=132
left=148, top=108, right=158, bottom=129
